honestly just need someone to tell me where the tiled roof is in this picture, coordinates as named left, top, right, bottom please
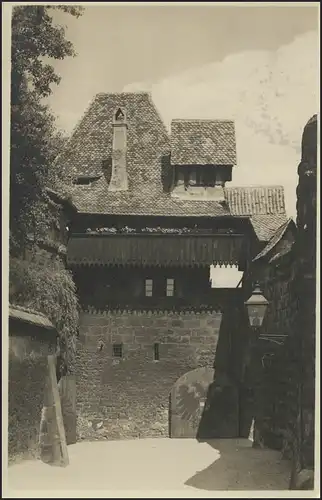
left=53, top=92, right=170, bottom=182
left=67, top=183, right=286, bottom=240
left=249, top=214, right=289, bottom=242
left=171, top=119, right=236, bottom=166
left=9, top=304, right=56, bottom=330
left=252, top=218, right=296, bottom=261
left=225, top=186, right=285, bottom=216
left=68, top=178, right=229, bottom=217
left=225, top=186, right=288, bottom=241
left=54, top=93, right=287, bottom=241
left=55, top=92, right=229, bottom=217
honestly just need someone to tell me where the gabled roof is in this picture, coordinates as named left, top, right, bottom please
left=252, top=218, right=296, bottom=262
left=53, top=92, right=170, bottom=182
left=53, top=92, right=288, bottom=241
left=170, top=119, right=236, bottom=166
left=54, top=92, right=230, bottom=218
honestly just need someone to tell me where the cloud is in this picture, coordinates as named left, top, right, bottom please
left=124, top=31, right=319, bottom=217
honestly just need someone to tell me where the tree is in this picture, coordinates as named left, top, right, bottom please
left=10, top=5, right=84, bottom=255
left=9, top=6, right=84, bottom=377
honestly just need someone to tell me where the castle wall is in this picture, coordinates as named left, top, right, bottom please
left=8, top=319, right=57, bottom=464
left=76, top=309, right=222, bottom=440
left=242, top=255, right=299, bottom=456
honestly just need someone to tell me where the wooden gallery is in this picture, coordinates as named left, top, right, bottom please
left=51, top=93, right=289, bottom=441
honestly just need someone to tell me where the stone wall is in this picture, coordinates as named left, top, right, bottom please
left=76, top=309, right=222, bottom=440
left=242, top=115, right=317, bottom=490
left=290, top=114, right=317, bottom=488
left=8, top=320, right=57, bottom=464
left=242, top=250, right=300, bottom=455
left=20, top=242, right=77, bottom=444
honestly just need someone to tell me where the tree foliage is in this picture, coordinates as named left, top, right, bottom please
left=11, top=5, right=83, bottom=100
left=9, top=257, right=79, bottom=374
left=9, top=6, right=83, bottom=375
left=10, top=5, right=83, bottom=255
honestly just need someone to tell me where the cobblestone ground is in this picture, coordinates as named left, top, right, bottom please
left=6, top=438, right=291, bottom=496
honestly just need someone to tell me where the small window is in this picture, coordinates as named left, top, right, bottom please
left=73, top=177, right=92, bottom=185
left=114, top=107, right=125, bottom=122
left=113, top=343, right=123, bottom=358
left=72, top=175, right=102, bottom=185
left=145, top=279, right=153, bottom=297
left=154, top=343, right=160, bottom=361
left=166, top=278, right=175, bottom=297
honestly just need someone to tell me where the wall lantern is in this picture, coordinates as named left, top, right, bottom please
left=244, top=282, right=269, bottom=329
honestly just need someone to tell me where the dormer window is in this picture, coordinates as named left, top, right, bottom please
left=73, top=174, right=102, bottom=186
left=174, top=165, right=231, bottom=190
left=175, top=166, right=218, bottom=189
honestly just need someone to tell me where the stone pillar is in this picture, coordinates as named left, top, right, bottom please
left=291, top=114, right=317, bottom=490
left=59, top=375, right=77, bottom=445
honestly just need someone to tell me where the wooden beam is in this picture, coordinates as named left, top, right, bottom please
left=47, top=355, right=69, bottom=467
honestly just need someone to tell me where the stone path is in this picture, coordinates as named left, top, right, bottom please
left=6, top=438, right=291, bottom=496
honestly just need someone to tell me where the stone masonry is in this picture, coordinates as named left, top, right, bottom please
left=76, top=310, right=222, bottom=440
left=8, top=318, right=57, bottom=464
left=241, top=115, right=317, bottom=490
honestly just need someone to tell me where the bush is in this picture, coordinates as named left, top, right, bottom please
left=9, top=257, right=79, bottom=374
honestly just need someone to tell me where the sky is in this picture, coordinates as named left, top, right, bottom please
left=47, top=3, right=319, bottom=218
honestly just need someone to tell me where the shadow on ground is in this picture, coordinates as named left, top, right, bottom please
left=184, top=438, right=292, bottom=491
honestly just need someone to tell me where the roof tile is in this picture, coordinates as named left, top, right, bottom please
left=70, top=178, right=230, bottom=217
left=54, top=93, right=287, bottom=242
left=249, top=214, right=289, bottom=242
left=253, top=218, right=296, bottom=261
left=225, top=186, right=285, bottom=215
left=170, top=119, right=236, bottom=165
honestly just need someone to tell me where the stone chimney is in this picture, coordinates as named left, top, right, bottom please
left=109, top=107, right=128, bottom=191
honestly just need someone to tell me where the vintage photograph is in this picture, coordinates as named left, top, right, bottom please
left=3, top=2, right=319, bottom=496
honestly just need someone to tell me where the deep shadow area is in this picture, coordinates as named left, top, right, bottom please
left=196, top=290, right=254, bottom=440
left=196, top=382, right=240, bottom=439
left=184, top=438, right=292, bottom=491
left=161, top=154, right=173, bottom=193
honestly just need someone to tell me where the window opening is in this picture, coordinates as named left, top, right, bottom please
left=166, top=278, right=175, bottom=297
left=113, top=343, right=123, bottom=358
left=72, top=175, right=102, bottom=185
left=154, top=343, right=160, bottom=361
left=115, top=107, right=125, bottom=121
left=145, top=279, right=153, bottom=297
